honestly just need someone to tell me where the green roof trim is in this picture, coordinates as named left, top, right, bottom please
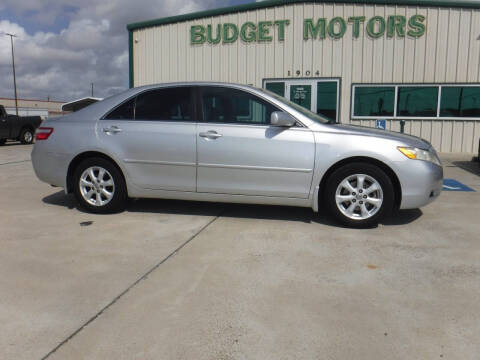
left=127, top=0, right=480, bottom=31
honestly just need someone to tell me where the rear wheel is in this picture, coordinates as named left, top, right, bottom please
left=0, top=139, right=6, bottom=146
left=73, top=157, right=127, bottom=214
left=19, top=128, right=34, bottom=144
left=325, top=163, right=394, bottom=228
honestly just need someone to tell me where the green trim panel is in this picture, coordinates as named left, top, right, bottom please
left=128, top=30, right=134, bottom=88
left=127, top=0, right=480, bottom=31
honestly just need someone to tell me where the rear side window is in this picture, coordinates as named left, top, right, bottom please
left=201, top=87, right=279, bottom=125
left=105, top=98, right=135, bottom=120
left=104, top=87, right=193, bottom=121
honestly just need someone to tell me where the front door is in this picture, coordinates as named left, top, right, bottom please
left=98, top=86, right=197, bottom=191
left=290, top=84, right=312, bottom=110
left=196, top=86, right=315, bottom=198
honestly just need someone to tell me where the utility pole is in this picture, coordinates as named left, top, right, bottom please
left=4, top=33, right=19, bottom=116
left=91, top=83, right=94, bottom=97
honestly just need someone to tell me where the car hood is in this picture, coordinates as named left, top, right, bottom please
left=322, top=124, right=431, bottom=149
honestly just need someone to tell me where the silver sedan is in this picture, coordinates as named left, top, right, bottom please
left=32, top=82, right=443, bottom=227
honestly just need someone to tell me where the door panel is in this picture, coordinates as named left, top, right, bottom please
left=197, top=124, right=315, bottom=198
left=99, top=120, right=196, bottom=191
left=196, top=86, right=315, bottom=198
left=98, top=86, right=197, bottom=191
left=0, top=120, right=8, bottom=138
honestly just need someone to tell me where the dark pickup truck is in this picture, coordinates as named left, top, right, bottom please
left=0, top=105, right=42, bottom=145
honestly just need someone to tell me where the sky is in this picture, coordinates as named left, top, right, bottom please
left=0, top=0, right=258, bottom=102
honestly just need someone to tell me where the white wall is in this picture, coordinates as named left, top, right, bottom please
left=5, top=107, right=48, bottom=119
left=132, top=2, right=480, bottom=153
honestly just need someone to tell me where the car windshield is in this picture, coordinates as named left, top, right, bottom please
left=258, top=87, right=331, bottom=124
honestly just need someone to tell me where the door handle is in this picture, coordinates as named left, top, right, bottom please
left=199, top=131, right=222, bottom=139
left=103, top=126, right=122, bottom=134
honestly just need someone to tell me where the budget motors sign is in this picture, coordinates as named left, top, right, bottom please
left=190, top=15, right=426, bottom=45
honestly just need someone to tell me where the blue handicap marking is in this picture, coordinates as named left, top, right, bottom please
left=376, top=119, right=386, bottom=130
left=442, top=179, right=475, bottom=192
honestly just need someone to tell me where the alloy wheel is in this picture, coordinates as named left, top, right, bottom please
left=335, top=174, right=383, bottom=221
left=79, top=166, right=115, bottom=207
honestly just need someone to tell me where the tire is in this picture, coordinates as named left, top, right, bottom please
left=0, top=139, right=6, bottom=146
left=73, top=157, right=127, bottom=214
left=19, top=128, right=34, bottom=144
left=324, top=162, right=395, bottom=228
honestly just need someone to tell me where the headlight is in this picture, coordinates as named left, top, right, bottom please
left=397, top=147, right=441, bottom=166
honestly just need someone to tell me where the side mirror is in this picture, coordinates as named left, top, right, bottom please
left=270, top=111, right=296, bottom=127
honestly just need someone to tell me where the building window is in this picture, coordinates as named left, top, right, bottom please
left=353, top=86, right=395, bottom=117
left=352, top=84, right=480, bottom=120
left=265, top=82, right=285, bottom=97
left=440, top=86, right=480, bottom=118
left=317, top=82, right=338, bottom=122
left=397, top=86, right=438, bottom=117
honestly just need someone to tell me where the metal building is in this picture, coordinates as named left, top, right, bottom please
left=127, top=0, right=480, bottom=154
left=0, top=98, right=65, bottom=119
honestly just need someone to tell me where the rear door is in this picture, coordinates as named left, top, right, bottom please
left=196, top=86, right=315, bottom=198
left=98, top=86, right=197, bottom=191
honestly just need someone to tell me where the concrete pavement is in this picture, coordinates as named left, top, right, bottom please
left=1, top=143, right=479, bottom=359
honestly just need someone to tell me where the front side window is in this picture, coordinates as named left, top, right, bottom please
left=201, top=87, right=278, bottom=125
left=105, top=87, right=192, bottom=121
left=440, top=86, right=480, bottom=118
left=397, top=86, right=438, bottom=117
left=353, top=87, right=395, bottom=117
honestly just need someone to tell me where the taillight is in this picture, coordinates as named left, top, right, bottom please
left=36, top=127, right=54, bottom=140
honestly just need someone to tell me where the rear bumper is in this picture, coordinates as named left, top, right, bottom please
left=31, top=144, right=70, bottom=189
left=398, top=161, right=443, bottom=210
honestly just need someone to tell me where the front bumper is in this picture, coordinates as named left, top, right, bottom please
left=398, top=160, right=443, bottom=210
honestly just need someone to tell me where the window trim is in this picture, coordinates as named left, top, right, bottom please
left=101, top=85, right=197, bottom=122
left=351, top=83, right=480, bottom=120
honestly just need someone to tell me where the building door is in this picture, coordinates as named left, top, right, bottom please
left=265, top=79, right=340, bottom=123
left=290, top=84, right=312, bottom=110
left=196, top=86, right=315, bottom=198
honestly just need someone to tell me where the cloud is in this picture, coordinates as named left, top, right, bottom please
left=0, top=0, right=225, bottom=101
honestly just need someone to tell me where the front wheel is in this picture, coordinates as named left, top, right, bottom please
left=73, top=157, right=127, bottom=214
left=0, top=139, right=6, bottom=146
left=325, top=163, right=395, bottom=228
left=19, top=128, right=34, bottom=144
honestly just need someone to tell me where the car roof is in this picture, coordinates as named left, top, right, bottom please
left=131, top=81, right=257, bottom=92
